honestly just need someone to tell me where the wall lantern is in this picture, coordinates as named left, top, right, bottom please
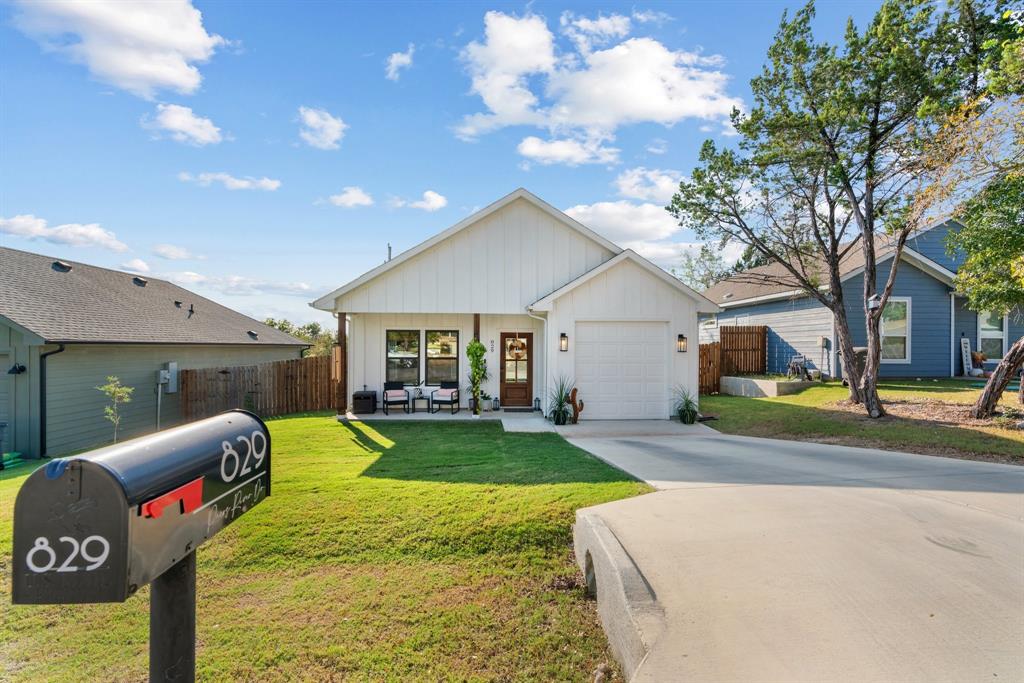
left=677, top=334, right=688, bottom=353
left=867, top=294, right=882, bottom=311
left=7, top=363, right=26, bottom=375
left=559, top=333, right=569, bottom=352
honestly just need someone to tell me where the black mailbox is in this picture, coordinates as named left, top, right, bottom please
left=12, top=410, right=270, bottom=605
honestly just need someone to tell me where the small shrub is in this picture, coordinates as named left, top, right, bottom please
left=548, top=375, right=574, bottom=425
left=673, top=386, right=699, bottom=424
left=96, top=376, right=134, bottom=442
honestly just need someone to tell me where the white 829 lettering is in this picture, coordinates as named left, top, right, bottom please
left=26, top=535, right=110, bottom=573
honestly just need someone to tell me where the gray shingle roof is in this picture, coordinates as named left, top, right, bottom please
left=0, top=247, right=308, bottom=346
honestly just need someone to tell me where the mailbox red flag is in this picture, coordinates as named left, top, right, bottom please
left=140, top=477, right=205, bottom=519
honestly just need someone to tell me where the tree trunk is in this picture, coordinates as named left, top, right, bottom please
left=860, top=310, right=886, bottom=418
left=833, top=309, right=864, bottom=403
left=971, top=335, right=1024, bottom=419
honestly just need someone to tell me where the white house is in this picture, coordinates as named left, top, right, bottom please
left=311, top=189, right=719, bottom=419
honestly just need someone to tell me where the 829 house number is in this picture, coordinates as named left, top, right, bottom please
left=26, top=535, right=110, bottom=573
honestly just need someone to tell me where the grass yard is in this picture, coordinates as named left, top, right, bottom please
left=702, top=379, right=1024, bottom=464
left=0, top=416, right=650, bottom=682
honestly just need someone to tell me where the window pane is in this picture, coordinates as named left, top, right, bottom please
left=386, top=330, right=419, bottom=384
left=881, top=301, right=907, bottom=336
left=516, top=361, right=528, bottom=382
left=426, top=358, right=457, bottom=384
left=427, top=330, right=458, bottom=358
left=505, top=361, right=516, bottom=380
left=881, top=336, right=907, bottom=360
left=980, top=311, right=1003, bottom=333
left=980, top=337, right=1003, bottom=359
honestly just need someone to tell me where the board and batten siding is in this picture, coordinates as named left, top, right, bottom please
left=347, top=313, right=544, bottom=407
left=546, top=258, right=699, bottom=416
left=44, top=344, right=302, bottom=456
left=335, top=197, right=617, bottom=314
left=701, top=296, right=834, bottom=376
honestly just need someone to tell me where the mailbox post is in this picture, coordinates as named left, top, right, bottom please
left=11, top=409, right=271, bottom=682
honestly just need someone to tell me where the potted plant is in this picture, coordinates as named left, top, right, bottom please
left=548, top=375, right=574, bottom=425
left=466, top=338, right=488, bottom=417
left=481, top=392, right=493, bottom=412
left=673, top=386, right=699, bottom=424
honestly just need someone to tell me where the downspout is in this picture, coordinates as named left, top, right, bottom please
left=526, top=308, right=547, bottom=415
left=39, top=343, right=66, bottom=457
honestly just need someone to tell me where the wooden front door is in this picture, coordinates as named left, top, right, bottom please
left=499, top=332, right=533, bottom=407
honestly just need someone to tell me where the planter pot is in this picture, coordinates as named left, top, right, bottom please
left=678, top=410, right=698, bottom=425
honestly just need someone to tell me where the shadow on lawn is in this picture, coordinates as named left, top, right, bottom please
left=344, top=419, right=639, bottom=486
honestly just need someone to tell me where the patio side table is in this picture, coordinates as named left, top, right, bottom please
left=410, top=396, right=431, bottom=413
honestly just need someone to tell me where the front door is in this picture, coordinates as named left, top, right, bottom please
left=500, top=332, right=533, bottom=407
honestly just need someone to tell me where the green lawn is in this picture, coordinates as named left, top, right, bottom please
left=702, top=379, right=1024, bottom=464
left=0, top=416, right=650, bottom=682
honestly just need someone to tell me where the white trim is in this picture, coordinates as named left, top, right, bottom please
left=880, top=296, right=912, bottom=364
left=900, top=248, right=957, bottom=285
left=977, top=310, right=1009, bottom=361
left=717, top=288, right=807, bottom=308
left=949, top=292, right=956, bottom=377
left=310, top=188, right=623, bottom=311
left=528, top=249, right=720, bottom=313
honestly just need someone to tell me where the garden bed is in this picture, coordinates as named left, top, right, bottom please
left=720, top=375, right=816, bottom=398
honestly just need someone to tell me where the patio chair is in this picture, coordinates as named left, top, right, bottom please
left=431, top=381, right=460, bottom=414
left=382, top=381, right=410, bottom=415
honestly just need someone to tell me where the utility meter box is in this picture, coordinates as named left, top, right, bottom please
left=11, top=410, right=270, bottom=605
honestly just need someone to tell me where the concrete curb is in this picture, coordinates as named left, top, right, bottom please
left=573, top=511, right=665, bottom=680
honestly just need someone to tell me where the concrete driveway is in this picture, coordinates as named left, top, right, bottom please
left=570, top=432, right=1024, bottom=682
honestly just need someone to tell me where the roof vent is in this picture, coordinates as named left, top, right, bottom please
left=247, top=330, right=259, bottom=340
left=132, top=276, right=148, bottom=287
left=723, top=292, right=734, bottom=299
left=52, top=260, right=72, bottom=273
left=174, top=300, right=183, bottom=308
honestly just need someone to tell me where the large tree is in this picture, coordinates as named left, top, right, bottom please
left=670, top=0, right=1000, bottom=416
left=949, top=175, right=1024, bottom=416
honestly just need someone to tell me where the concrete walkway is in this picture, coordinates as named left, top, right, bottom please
left=572, top=433, right=1024, bottom=682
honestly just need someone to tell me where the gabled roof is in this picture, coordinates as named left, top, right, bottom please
left=310, top=188, right=623, bottom=310
left=703, top=236, right=959, bottom=308
left=0, top=247, right=308, bottom=346
left=529, top=249, right=720, bottom=313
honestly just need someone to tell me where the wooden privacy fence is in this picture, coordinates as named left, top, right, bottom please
left=698, top=325, right=768, bottom=394
left=180, top=354, right=339, bottom=421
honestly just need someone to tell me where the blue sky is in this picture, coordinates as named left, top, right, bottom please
left=0, top=1, right=880, bottom=325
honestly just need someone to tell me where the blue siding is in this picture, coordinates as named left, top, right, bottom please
left=841, top=258, right=953, bottom=377
left=906, top=220, right=964, bottom=272
left=955, top=301, right=1024, bottom=373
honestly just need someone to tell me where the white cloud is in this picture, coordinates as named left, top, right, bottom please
left=631, top=9, right=673, bottom=25
left=298, top=106, right=347, bottom=150
left=178, top=171, right=280, bottom=191
left=153, top=243, right=199, bottom=260
left=392, top=190, right=448, bottom=212
left=646, top=138, right=668, bottom=155
left=143, top=104, right=222, bottom=145
left=623, top=239, right=746, bottom=269
left=564, top=200, right=679, bottom=243
left=165, top=271, right=312, bottom=297
left=385, top=44, right=415, bottom=81
left=560, top=11, right=631, bottom=53
left=0, top=214, right=128, bottom=252
left=329, top=186, right=374, bottom=208
left=457, top=12, right=742, bottom=165
left=455, top=12, right=556, bottom=139
left=121, top=258, right=150, bottom=273
left=614, top=167, right=682, bottom=203
left=517, top=136, right=619, bottom=166
left=11, top=0, right=225, bottom=99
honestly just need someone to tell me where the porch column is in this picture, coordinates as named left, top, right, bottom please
left=336, top=312, right=347, bottom=414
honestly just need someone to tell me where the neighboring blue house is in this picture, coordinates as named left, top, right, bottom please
left=700, top=219, right=1023, bottom=379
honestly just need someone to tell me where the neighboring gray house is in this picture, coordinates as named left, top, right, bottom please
left=0, top=247, right=307, bottom=459
left=700, top=219, right=1023, bottom=379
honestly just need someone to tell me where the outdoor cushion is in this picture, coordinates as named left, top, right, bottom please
left=384, top=390, right=407, bottom=401
left=435, top=388, right=457, bottom=400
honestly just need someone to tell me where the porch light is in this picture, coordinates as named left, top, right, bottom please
left=559, top=333, right=569, bottom=352
left=7, top=363, right=26, bottom=375
left=677, top=334, right=688, bottom=353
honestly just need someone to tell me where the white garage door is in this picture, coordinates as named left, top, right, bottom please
left=0, top=353, right=11, bottom=453
left=575, top=322, right=668, bottom=420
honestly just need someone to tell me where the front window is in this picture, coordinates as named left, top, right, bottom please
left=979, top=311, right=1006, bottom=360
left=880, top=299, right=910, bottom=362
left=386, top=330, right=420, bottom=384
left=425, top=330, right=459, bottom=384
